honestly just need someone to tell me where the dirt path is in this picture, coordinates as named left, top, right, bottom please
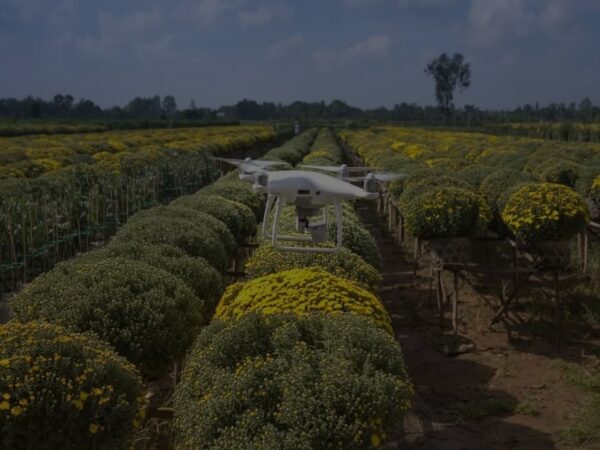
left=356, top=202, right=590, bottom=450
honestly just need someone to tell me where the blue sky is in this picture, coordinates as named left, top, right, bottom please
left=1, top=0, right=599, bottom=109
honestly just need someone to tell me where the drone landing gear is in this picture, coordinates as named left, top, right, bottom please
left=262, top=195, right=343, bottom=253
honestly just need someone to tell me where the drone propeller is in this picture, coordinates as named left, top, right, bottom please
left=211, top=156, right=288, bottom=173
left=344, top=172, right=408, bottom=183
left=298, top=164, right=378, bottom=173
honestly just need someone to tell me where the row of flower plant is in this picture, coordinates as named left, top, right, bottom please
left=340, top=127, right=593, bottom=246
left=0, top=131, right=318, bottom=449
left=0, top=125, right=276, bottom=295
left=172, top=128, right=413, bottom=449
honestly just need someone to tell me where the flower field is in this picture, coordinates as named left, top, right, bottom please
left=1, top=129, right=414, bottom=449
left=340, top=127, right=597, bottom=244
left=0, top=125, right=275, bottom=294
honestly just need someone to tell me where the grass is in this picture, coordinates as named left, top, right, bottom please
left=515, top=397, right=540, bottom=417
left=451, top=393, right=516, bottom=423
left=553, top=360, right=600, bottom=448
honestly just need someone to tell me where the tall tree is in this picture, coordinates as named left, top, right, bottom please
left=162, top=95, right=177, bottom=118
left=425, top=53, right=471, bottom=121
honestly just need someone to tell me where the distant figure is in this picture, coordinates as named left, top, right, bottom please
left=294, top=119, right=302, bottom=135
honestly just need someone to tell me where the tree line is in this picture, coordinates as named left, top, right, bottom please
left=1, top=93, right=599, bottom=125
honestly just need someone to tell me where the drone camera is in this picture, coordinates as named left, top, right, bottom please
left=296, top=216, right=308, bottom=233
left=308, top=221, right=327, bottom=243
left=255, top=172, right=269, bottom=187
left=364, top=174, right=379, bottom=194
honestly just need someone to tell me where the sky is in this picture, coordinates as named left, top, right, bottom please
left=1, top=0, right=599, bottom=109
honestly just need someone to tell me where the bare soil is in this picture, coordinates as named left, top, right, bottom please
left=356, top=202, right=595, bottom=450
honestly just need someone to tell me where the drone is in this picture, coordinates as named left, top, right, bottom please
left=213, top=157, right=405, bottom=253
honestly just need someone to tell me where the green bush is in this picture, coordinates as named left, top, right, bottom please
left=397, top=175, right=472, bottom=210
left=502, top=183, right=590, bottom=243
left=458, top=164, right=495, bottom=189
left=404, top=187, right=491, bottom=239
left=127, top=205, right=236, bottom=255
left=480, top=169, right=537, bottom=216
left=202, top=177, right=265, bottom=218
left=80, top=241, right=224, bottom=309
left=174, top=313, right=413, bottom=450
left=11, top=258, right=204, bottom=378
left=113, top=216, right=229, bottom=272
left=326, top=220, right=381, bottom=270
left=245, top=244, right=382, bottom=293
left=263, top=129, right=318, bottom=165
left=540, top=160, right=586, bottom=188
left=172, top=194, right=256, bottom=244
left=0, top=321, right=145, bottom=450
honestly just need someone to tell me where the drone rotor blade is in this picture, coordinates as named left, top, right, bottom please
left=375, top=172, right=408, bottom=183
left=252, top=160, right=290, bottom=169
left=297, top=164, right=343, bottom=172
left=345, top=166, right=379, bottom=173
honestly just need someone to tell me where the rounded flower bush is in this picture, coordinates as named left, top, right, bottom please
left=0, top=321, right=145, bottom=450
left=202, top=175, right=265, bottom=219
left=404, top=187, right=491, bottom=239
left=215, top=267, right=392, bottom=334
left=480, top=169, right=536, bottom=216
left=245, top=244, right=382, bottom=293
left=327, top=220, right=382, bottom=270
left=127, top=206, right=237, bottom=255
left=501, top=183, right=590, bottom=243
left=539, top=160, right=585, bottom=188
left=172, top=194, right=257, bottom=244
left=80, top=242, right=224, bottom=311
left=113, top=216, right=229, bottom=272
left=174, top=313, right=413, bottom=450
left=10, top=258, right=204, bottom=378
left=397, top=175, right=472, bottom=211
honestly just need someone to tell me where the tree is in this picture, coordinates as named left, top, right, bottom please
left=162, top=95, right=177, bottom=118
left=425, top=53, right=471, bottom=121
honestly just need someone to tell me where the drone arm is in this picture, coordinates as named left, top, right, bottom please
left=262, top=194, right=276, bottom=238
left=271, top=197, right=285, bottom=249
left=335, top=202, right=343, bottom=250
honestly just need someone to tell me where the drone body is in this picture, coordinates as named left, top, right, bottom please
left=212, top=157, right=403, bottom=253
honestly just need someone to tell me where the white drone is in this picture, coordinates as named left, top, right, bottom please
left=213, top=157, right=404, bottom=253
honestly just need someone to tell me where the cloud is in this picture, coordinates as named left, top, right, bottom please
left=237, top=3, right=289, bottom=27
left=467, top=0, right=535, bottom=47
left=343, top=0, right=454, bottom=7
left=266, top=33, right=304, bottom=59
left=2, top=0, right=75, bottom=25
left=58, top=8, right=173, bottom=61
left=311, top=34, right=392, bottom=71
left=177, top=0, right=243, bottom=25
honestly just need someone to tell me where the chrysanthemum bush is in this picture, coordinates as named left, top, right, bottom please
left=113, top=216, right=229, bottom=272
left=215, top=267, right=392, bottom=334
left=501, top=183, right=590, bottom=243
left=127, top=205, right=237, bottom=255
left=0, top=321, right=145, bottom=450
left=201, top=173, right=266, bottom=219
left=397, top=175, right=472, bottom=211
left=245, top=243, right=382, bottom=293
left=173, top=313, right=413, bottom=450
left=172, top=194, right=256, bottom=244
left=479, top=169, right=537, bottom=217
left=404, top=187, right=491, bottom=239
left=262, top=128, right=318, bottom=166
left=10, top=258, right=204, bottom=378
left=80, top=241, right=224, bottom=312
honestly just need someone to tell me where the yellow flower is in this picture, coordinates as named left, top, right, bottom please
left=11, top=406, right=23, bottom=416
left=371, top=433, right=381, bottom=447
left=0, top=359, right=9, bottom=367
left=0, top=401, right=9, bottom=410
left=89, top=423, right=100, bottom=434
